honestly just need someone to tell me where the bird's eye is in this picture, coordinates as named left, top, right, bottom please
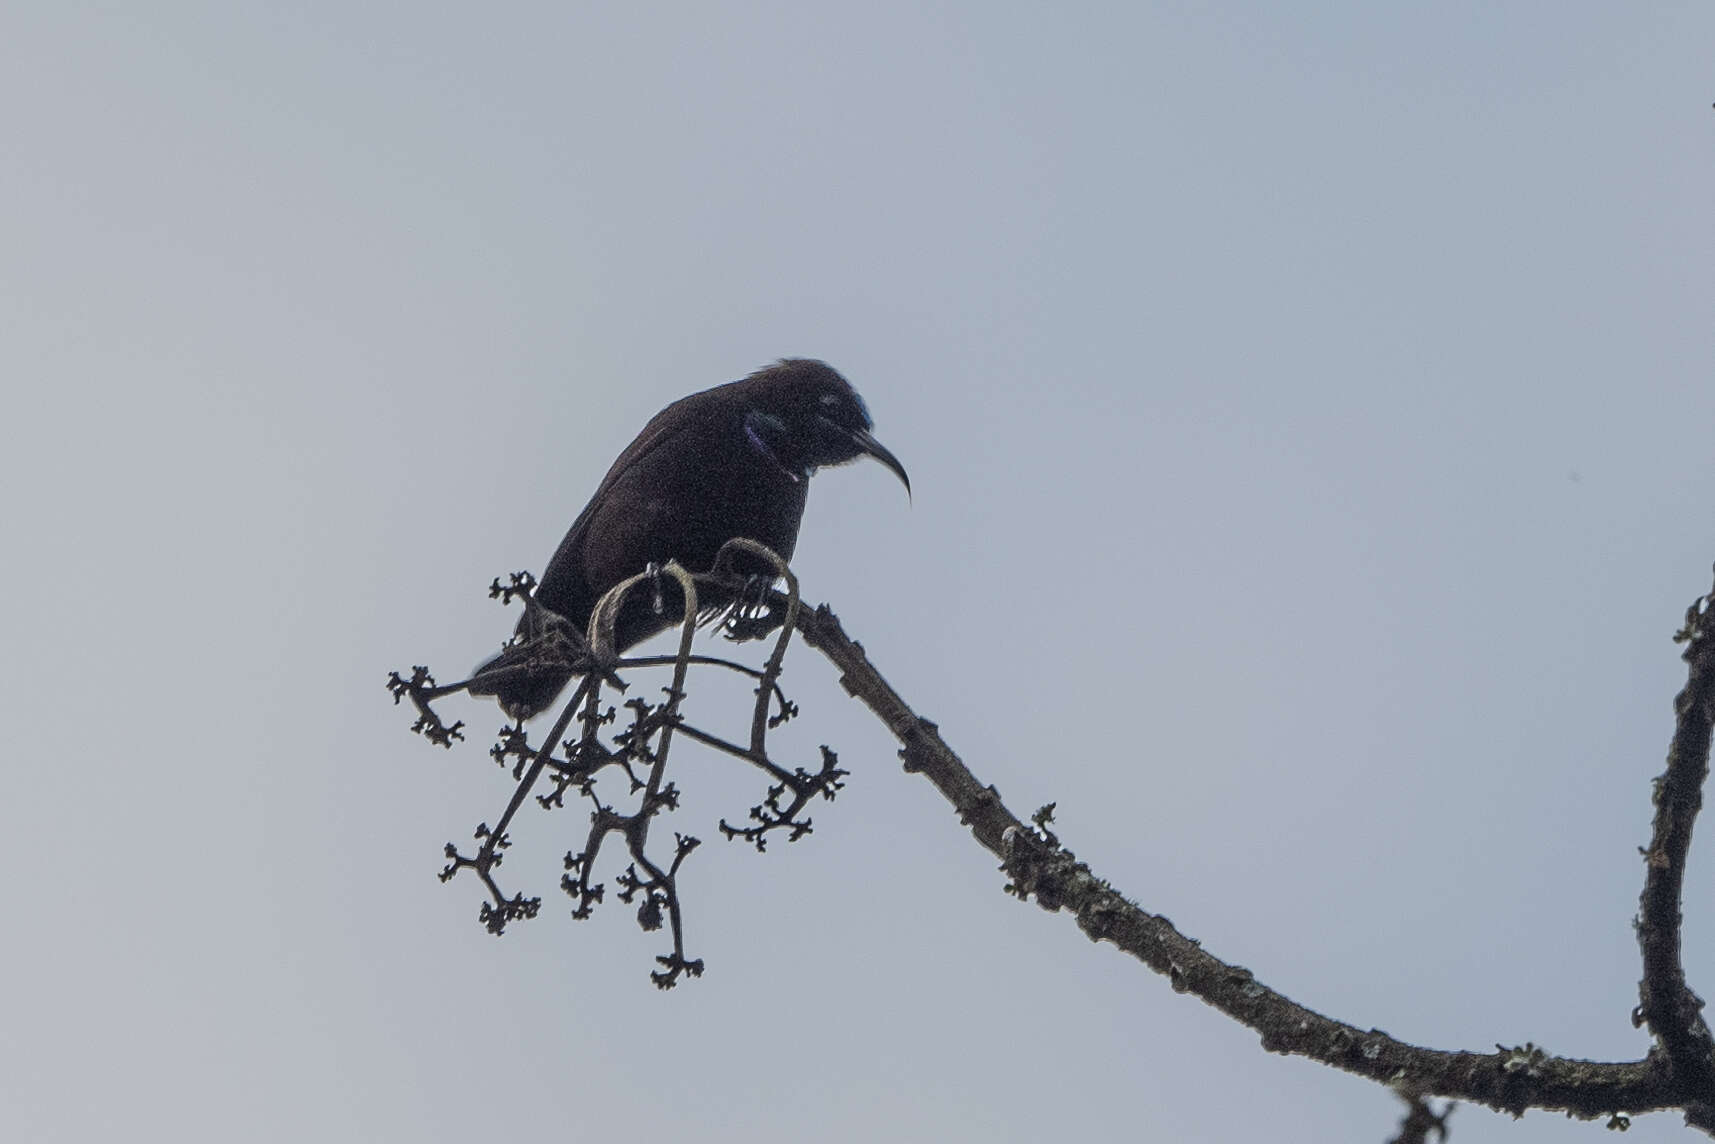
left=818, top=393, right=840, bottom=408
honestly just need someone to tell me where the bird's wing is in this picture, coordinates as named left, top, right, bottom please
left=534, top=391, right=718, bottom=613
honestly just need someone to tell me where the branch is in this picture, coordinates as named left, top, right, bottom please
left=395, top=552, right=1715, bottom=1128
left=1637, top=566, right=1715, bottom=1121
left=793, top=600, right=1708, bottom=1127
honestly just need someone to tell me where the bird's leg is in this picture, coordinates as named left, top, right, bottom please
left=645, top=561, right=666, bottom=616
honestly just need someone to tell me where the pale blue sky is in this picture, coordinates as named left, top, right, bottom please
left=3, top=4, right=1713, bottom=1141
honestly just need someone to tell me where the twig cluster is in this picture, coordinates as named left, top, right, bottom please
left=386, top=540, right=845, bottom=988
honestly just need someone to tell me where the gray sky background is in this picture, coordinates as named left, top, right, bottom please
left=3, top=3, right=1713, bottom=1141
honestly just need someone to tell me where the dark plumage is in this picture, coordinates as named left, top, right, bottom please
left=470, top=358, right=909, bottom=719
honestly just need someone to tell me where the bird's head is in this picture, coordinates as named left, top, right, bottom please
left=738, top=359, right=910, bottom=494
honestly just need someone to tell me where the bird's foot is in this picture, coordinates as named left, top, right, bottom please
left=713, top=573, right=787, bottom=642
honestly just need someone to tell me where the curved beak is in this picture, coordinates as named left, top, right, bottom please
left=848, top=426, right=911, bottom=499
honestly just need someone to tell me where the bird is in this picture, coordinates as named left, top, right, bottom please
left=468, top=358, right=910, bottom=720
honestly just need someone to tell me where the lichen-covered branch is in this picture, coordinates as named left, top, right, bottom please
left=791, top=589, right=1715, bottom=1130
left=1636, top=567, right=1715, bottom=1123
